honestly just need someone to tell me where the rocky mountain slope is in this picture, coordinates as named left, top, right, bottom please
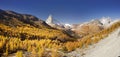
left=72, top=19, right=104, bottom=37
left=0, top=9, right=73, bottom=41
left=66, top=21, right=120, bottom=57
left=45, top=15, right=120, bottom=38
left=72, top=17, right=120, bottom=38
left=0, top=9, right=50, bottom=28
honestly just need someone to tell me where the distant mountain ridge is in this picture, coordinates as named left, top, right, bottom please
left=1, top=9, right=119, bottom=39
left=45, top=15, right=120, bottom=38
left=45, top=15, right=120, bottom=39
left=71, top=17, right=120, bottom=37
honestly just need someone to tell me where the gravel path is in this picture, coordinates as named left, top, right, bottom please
left=67, top=27, right=120, bottom=57
left=84, top=28, right=120, bottom=57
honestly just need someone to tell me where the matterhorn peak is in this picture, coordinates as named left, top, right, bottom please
left=46, top=14, right=53, bottom=24
left=45, top=14, right=64, bottom=28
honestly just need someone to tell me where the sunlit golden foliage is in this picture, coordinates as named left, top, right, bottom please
left=0, top=36, right=62, bottom=56
left=37, top=47, right=45, bottom=57
left=0, top=24, right=71, bottom=41
left=16, top=51, right=23, bottom=57
left=0, top=21, right=119, bottom=56
left=5, top=43, right=9, bottom=57
left=51, top=49, right=61, bottom=57
left=64, top=21, right=120, bottom=51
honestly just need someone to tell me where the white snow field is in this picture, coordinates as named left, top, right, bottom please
left=67, top=27, right=120, bottom=57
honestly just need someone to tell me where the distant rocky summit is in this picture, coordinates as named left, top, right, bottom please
left=45, top=15, right=120, bottom=38
left=45, top=15, right=68, bottom=30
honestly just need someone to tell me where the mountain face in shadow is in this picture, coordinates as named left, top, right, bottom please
left=0, top=9, right=51, bottom=28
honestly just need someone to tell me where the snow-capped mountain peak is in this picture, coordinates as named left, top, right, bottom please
left=64, top=23, right=72, bottom=27
left=46, top=15, right=53, bottom=25
left=45, top=15, right=66, bottom=29
left=100, top=17, right=111, bottom=26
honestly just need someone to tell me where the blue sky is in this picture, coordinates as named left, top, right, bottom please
left=0, top=0, right=120, bottom=24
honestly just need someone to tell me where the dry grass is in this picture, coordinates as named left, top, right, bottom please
left=0, top=21, right=119, bottom=56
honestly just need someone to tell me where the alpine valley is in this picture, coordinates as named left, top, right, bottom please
left=0, top=9, right=120, bottom=57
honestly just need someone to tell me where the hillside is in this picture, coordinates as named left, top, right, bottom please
left=0, top=19, right=118, bottom=57
left=66, top=27, right=120, bottom=57
left=71, top=17, right=115, bottom=38
left=0, top=9, right=73, bottom=42
left=66, top=20, right=120, bottom=57
left=83, top=27, right=120, bottom=57
left=0, top=9, right=120, bottom=57
left=0, top=9, right=50, bottom=28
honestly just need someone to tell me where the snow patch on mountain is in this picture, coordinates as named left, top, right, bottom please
left=99, top=17, right=111, bottom=27
left=65, top=23, right=72, bottom=27
left=108, top=19, right=120, bottom=27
